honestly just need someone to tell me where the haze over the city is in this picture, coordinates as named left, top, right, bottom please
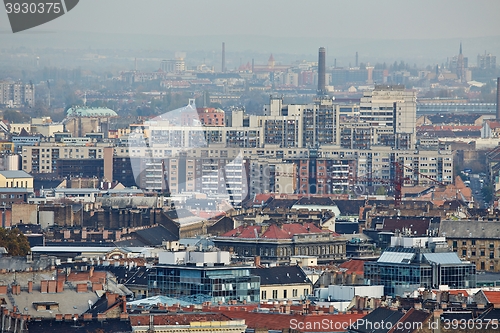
left=1, top=0, right=500, bottom=67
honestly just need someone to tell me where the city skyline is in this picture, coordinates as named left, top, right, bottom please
left=0, top=1, right=499, bottom=66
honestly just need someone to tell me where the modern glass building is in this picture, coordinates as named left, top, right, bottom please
left=148, top=264, right=260, bottom=304
left=364, top=246, right=476, bottom=296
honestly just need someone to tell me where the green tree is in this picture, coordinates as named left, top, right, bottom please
left=482, top=185, right=494, bottom=204
left=0, top=228, right=30, bottom=256
left=1, top=109, right=30, bottom=123
left=376, top=186, right=387, bottom=195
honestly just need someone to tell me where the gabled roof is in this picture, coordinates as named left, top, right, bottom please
left=221, top=222, right=327, bottom=240
left=351, top=307, right=405, bottom=333
left=439, top=220, right=500, bottom=239
left=390, top=308, right=432, bottom=333
left=482, top=290, right=500, bottom=305
left=339, top=259, right=365, bottom=275
left=131, top=225, right=178, bottom=246
left=219, top=310, right=365, bottom=332
left=265, top=199, right=297, bottom=210
left=295, top=196, right=336, bottom=206
left=381, top=218, right=430, bottom=236
left=334, top=200, right=366, bottom=216
left=251, top=265, right=311, bottom=286
left=129, top=313, right=233, bottom=326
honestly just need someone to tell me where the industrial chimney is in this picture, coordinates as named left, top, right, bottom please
left=317, top=47, right=326, bottom=95
left=497, top=77, right=500, bottom=120
left=222, top=42, right=226, bottom=73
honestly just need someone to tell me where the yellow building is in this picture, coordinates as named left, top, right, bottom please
left=0, top=141, right=14, bottom=153
left=0, top=170, right=33, bottom=189
left=252, top=266, right=313, bottom=302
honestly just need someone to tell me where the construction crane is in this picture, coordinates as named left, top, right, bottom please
left=349, top=161, right=447, bottom=207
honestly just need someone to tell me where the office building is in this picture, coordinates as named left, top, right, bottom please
left=148, top=264, right=260, bottom=304
left=364, top=236, right=476, bottom=296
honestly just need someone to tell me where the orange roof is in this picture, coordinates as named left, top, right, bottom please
left=339, top=259, right=365, bottom=275
left=483, top=291, right=500, bottom=304
left=447, top=289, right=469, bottom=297
left=222, top=223, right=328, bottom=240
left=218, top=310, right=365, bottom=332
left=487, top=120, right=500, bottom=129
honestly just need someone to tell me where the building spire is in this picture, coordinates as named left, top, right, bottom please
left=459, top=42, right=462, bottom=55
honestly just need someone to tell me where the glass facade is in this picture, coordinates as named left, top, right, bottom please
left=365, top=249, right=477, bottom=296
left=148, top=265, right=260, bottom=304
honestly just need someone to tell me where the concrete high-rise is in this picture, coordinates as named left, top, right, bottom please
left=317, top=47, right=326, bottom=95
left=222, top=42, right=226, bottom=73
left=496, top=77, right=500, bottom=120
left=358, top=85, right=416, bottom=150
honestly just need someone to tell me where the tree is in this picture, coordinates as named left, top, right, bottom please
left=1, top=109, right=30, bottom=123
left=0, top=228, right=30, bottom=256
left=482, top=185, right=494, bottom=204
left=376, top=186, right=387, bottom=196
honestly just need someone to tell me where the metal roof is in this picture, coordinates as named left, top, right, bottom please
left=423, top=252, right=463, bottom=265
left=377, top=251, right=415, bottom=264
left=67, top=106, right=118, bottom=117
left=0, top=170, right=32, bottom=178
left=128, top=295, right=193, bottom=307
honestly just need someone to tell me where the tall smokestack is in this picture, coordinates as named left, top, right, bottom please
left=222, top=42, right=226, bottom=73
left=317, top=47, right=326, bottom=95
left=497, top=77, right=500, bottom=120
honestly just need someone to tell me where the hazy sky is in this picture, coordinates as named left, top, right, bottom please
left=1, top=0, right=499, bottom=39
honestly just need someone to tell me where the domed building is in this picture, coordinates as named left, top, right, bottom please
left=64, top=106, right=118, bottom=138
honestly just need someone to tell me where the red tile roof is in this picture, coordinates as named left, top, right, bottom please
left=446, top=289, right=469, bottom=297
left=221, top=225, right=261, bottom=238
left=262, top=224, right=290, bottom=239
left=254, top=193, right=274, bottom=204
left=130, top=313, right=233, bottom=326
left=219, top=310, right=365, bottom=332
left=222, top=223, right=329, bottom=240
left=483, top=291, right=500, bottom=304
left=339, top=260, right=365, bottom=275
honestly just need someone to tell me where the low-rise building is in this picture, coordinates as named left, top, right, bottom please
left=214, top=222, right=346, bottom=265
left=440, top=220, right=500, bottom=272
left=251, top=265, right=312, bottom=302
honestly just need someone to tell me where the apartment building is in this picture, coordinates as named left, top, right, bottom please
left=21, top=143, right=114, bottom=175
left=354, top=85, right=416, bottom=150
left=0, top=81, right=35, bottom=107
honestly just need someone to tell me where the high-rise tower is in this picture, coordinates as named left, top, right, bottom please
left=317, top=47, right=326, bottom=95
left=222, top=42, right=226, bottom=73
left=496, top=77, right=500, bottom=120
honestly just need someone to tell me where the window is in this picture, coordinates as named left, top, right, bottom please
left=261, top=290, right=266, bottom=300
left=272, top=290, right=278, bottom=299
left=481, top=250, right=485, bottom=257
left=293, top=289, right=298, bottom=297
left=490, top=252, right=495, bottom=259
left=283, top=290, right=287, bottom=299
left=303, top=289, right=308, bottom=296
left=472, top=240, right=476, bottom=246
left=462, top=250, right=467, bottom=256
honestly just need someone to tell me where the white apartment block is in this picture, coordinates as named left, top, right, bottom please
left=0, top=81, right=35, bottom=107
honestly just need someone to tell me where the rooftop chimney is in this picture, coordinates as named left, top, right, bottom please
left=317, top=47, right=326, bottom=95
